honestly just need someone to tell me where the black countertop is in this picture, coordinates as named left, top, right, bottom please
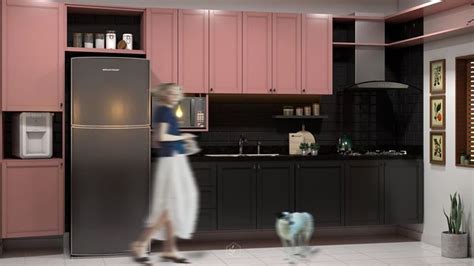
left=152, top=145, right=423, bottom=161
left=188, top=153, right=422, bottom=162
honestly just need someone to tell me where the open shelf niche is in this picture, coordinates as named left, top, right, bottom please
left=66, top=4, right=146, bottom=54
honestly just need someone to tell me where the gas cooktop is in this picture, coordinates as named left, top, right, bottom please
left=341, top=150, right=408, bottom=156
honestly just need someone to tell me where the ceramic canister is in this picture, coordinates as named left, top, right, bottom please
left=122, top=33, right=133, bottom=50
left=106, top=30, right=116, bottom=49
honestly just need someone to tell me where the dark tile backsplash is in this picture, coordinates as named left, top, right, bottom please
left=195, top=89, right=423, bottom=153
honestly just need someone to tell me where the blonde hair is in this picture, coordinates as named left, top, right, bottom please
left=151, top=83, right=183, bottom=104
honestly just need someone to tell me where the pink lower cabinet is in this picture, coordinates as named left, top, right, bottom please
left=302, top=14, right=333, bottom=95
left=147, top=9, right=178, bottom=87
left=209, top=10, right=242, bottom=94
left=3, top=0, right=64, bottom=111
left=178, top=9, right=209, bottom=93
left=272, top=13, right=301, bottom=94
left=2, top=160, right=64, bottom=238
left=243, top=12, right=272, bottom=94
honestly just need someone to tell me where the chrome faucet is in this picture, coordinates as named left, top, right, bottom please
left=238, top=135, right=247, bottom=155
left=257, top=141, right=262, bottom=154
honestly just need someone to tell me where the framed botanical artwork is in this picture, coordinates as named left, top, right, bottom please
left=430, top=59, right=446, bottom=94
left=430, top=131, right=446, bottom=165
left=430, top=95, right=445, bottom=129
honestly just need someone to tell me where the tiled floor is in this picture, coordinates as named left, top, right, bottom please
left=1, top=241, right=473, bottom=265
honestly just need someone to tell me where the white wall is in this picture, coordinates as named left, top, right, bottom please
left=422, top=31, right=474, bottom=252
left=55, top=0, right=398, bottom=15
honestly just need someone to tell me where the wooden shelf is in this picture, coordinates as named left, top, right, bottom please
left=2, top=158, right=63, bottom=163
left=66, top=4, right=145, bottom=15
left=456, top=164, right=474, bottom=168
left=388, top=25, right=474, bottom=48
left=334, top=1, right=470, bottom=24
left=65, top=47, right=146, bottom=55
left=385, top=0, right=470, bottom=24
left=333, top=15, right=384, bottom=22
left=333, top=42, right=387, bottom=47
left=273, top=115, right=328, bottom=119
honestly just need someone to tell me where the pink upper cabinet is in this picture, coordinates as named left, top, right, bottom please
left=147, top=9, right=178, bottom=87
left=209, top=10, right=242, bottom=94
left=302, top=14, right=333, bottom=95
left=3, top=0, right=64, bottom=111
left=243, top=12, right=272, bottom=94
left=178, top=9, right=209, bottom=93
left=2, top=160, right=64, bottom=238
left=272, top=13, right=301, bottom=95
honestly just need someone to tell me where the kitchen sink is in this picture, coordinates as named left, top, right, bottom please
left=204, top=153, right=279, bottom=157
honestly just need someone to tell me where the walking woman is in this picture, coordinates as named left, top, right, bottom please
left=131, top=83, right=199, bottom=264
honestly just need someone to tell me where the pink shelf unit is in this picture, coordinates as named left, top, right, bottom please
left=66, top=4, right=147, bottom=52
left=65, top=47, right=146, bottom=55
left=333, top=42, right=387, bottom=47
left=385, top=0, right=471, bottom=24
left=388, top=25, right=474, bottom=48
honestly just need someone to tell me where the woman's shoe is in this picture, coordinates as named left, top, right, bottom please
left=130, top=241, right=151, bottom=265
left=160, top=254, right=190, bottom=264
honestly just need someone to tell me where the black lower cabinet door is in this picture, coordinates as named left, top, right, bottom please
left=345, top=161, right=384, bottom=225
left=256, top=162, right=295, bottom=229
left=197, top=209, right=217, bottom=231
left=384, top=160, right=423, bottom=224
left=217, top=162, right=256, bottom=230
left=295, top=161, right=344, bottom=226
left=191, top=162, right=217, bottom=188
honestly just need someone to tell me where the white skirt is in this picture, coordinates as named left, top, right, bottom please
left=145, top=154, right=199, bottom=240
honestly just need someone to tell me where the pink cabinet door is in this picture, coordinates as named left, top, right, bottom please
left=178, top=9, right=209, bottom=93
left=210, top=10, right=242, bottom=94
left=243, top=12, right=272, bottom=94
left=147, top=9, right=178, bottom=87
left=302, top=14, right=333, bottom=95
left=3, top=0, right=64, bottom=111
left=272, top=13, right=301, bottom=95
left=2, top=160, right=64, bottom=238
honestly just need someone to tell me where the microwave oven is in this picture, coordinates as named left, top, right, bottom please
left=173, top=96, right=206, bottom=128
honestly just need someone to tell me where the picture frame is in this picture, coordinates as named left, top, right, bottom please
left=430, top=95, right=445, bottom=129
left=430, top=131, right=446, bottom=165
left=430, top=59, right=446, bottom=94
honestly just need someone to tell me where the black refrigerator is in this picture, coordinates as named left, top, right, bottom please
left=70, top=57, right=150, bottom=255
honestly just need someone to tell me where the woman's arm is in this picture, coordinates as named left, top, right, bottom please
left=154, top=123, right=193, bottom=142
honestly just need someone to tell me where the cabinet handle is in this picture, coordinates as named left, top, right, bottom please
left=296, top=164, right=300, bottom=169
left=269, top=88, right=272, bottom=93
left=210, top=88, right=214, bottom=92
left=302, top=89, right=306, bottom=93
left=60, top=102, right=63, bottom=109
left=253, top=164, right=256, bottom=169
left=257, top=164, right=261, bottom=170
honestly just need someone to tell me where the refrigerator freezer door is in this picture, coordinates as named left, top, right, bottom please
left=71, top=127, right=149, bottom=255
left=71, top=57, right=150, bottom=126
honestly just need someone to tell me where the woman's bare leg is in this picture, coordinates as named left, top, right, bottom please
left=137, top=210, right=169, bottom=244
left=163, top=219, right=177, bottom=253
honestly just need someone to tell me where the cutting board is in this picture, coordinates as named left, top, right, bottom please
left=289, top=130, right=316, bottom=155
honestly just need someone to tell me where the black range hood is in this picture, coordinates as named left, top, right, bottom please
left=346, top=80, right=409, bottom=90
left=344, top=17, right=415, bottom=91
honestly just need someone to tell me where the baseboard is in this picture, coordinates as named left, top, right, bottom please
left=397, top=226, right=422, bottom=240
left=3, top=235, right=64, bottom=252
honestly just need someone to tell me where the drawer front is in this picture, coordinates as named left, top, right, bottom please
left=197, top=209, right=216, bottom=231
left=200, top=186, right=216, bottom=209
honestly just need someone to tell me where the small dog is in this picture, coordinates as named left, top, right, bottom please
left=276, top=211, right=314, bottom=261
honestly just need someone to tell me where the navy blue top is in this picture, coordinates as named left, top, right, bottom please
left=153, top=105, right=185, bottom=157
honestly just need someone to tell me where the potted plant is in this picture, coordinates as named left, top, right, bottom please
left=310, top=142, right=320, bottom=156
left=299, top=142, right=309, bottom=155
left=441, top=192, right=468, bottom=258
